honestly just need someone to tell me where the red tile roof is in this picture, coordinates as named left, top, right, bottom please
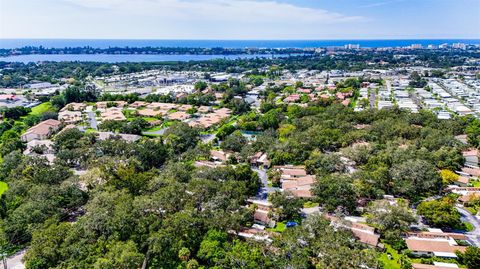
left=406, top=238, right=466, bottom=254
left=25, top=119, right=61, bottom=136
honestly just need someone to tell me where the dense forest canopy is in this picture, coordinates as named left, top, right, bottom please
left=1, top=98, right=477, bottom=268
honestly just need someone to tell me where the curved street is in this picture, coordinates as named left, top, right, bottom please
left=252, top=168, right=278, bottom=200
left=6, top=250, right=25, bottom=269
left=456, top=205, right=480, bottom=247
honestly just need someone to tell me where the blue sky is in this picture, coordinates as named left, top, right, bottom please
left=1, top=0, right=479, bottom=39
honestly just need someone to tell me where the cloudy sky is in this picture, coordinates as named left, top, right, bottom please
left=1, top=0, right=479, bottom=39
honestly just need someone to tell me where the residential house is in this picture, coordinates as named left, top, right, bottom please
left=96, top=101, right=127, bottom=110
left=248, top=199, right=276, bottom=228
left=168, top=111, right=190, bottom=121
left=249, top=152, right=270, bottom=168
left=198, top=106, right=212, bottom=114
left=177, top=104, right=193, bottom=111
left=281, top=175, right=315, bottom=198
left=283, top=94, right=300, bottom=103
left=461, top=167, right=480, bottom=177
left=24, top=139, right=54, bottom=155
left=129, top=101, right=149, bottom=109
left=61, top=102, right=86, bottom=112
left=406, top=230, right=467, bottom=241
left=412, top=263, right=459, bottom=269
left=146, top=102, right=178, bottom=111
left=194, top=160, right=224, bottom=168
left=210, top=150, right=230, bottom=163
left=405, top=230, right=467, bottom=258
left=297, top=88, right=312, bottom=94
left=327, top=215, right=380, bottom=248
left=447, top=186, right=480, bottom=204
left=273, top=165, right=315, bottom=198
left=175, top=92, right=188, bottom=100
left=236, top=228, right=272, bottom=243
left=214, top=92, right=224, bottom=100
left=137, top=108, right=167, bottom=117
left=23, top=139, right=55, bottom=163
left=21, top=119, right=62, bottom=142
left=101, top=108, right=126, bottom=121
left=188, top=108, right=232, bottom=129
left=462, top=149, right=479, bottom=167
left=58, top=110, right=82, bottom=124
left=96, top=132, right=141, bottom=142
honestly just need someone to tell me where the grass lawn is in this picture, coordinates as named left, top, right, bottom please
left=378, top=244, right=404, bottom=269
left=0, top=181, right=9, bottom=196
left=144, top=126, right=164, bottom=132
left=472, top=181, right=480, bottom=187
left=142, top=133, right=162, bottom=138
left=213, top=115, right=239, bottom=135
left=30, top=102, right=54, bottom=115
left=266, top=222, right=286, bottom=233
left=466, top=206, right=478, bottom=215
left=464, top=222, right=475, bottom=232
left=303, top=201, right=319, bottom=208
left=142, top=117, right=160, bottom=122
left=85, top=128, right=96, bottom=134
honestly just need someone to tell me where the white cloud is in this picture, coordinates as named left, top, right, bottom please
left=63, top=0, right=363, bottom=24
left=0, top=0, right=370, bottom=39
left=359, top=0, right=406, bottom=8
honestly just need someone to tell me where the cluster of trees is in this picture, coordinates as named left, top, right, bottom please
left=0, top=106, right=58, bottom=158
left=3, top=49, right=477, bottom=87
left=51, top=85, right=99, bottom=109
left=417, top=196, right=465, bottom=230
left=216, top=102, right=468, bottom=215
left=0, top=113, right=391, bottom=268
left=0, top=46, right=309, bottom=57
left=98, top=118, right=150, bottom=135
left=2, top=86, right=480, bottom=268
left=409, top=71, right=428, bottom=88
left=1, top=106, right=31, bottom=120
left=466, top=116, right=480, bottom=147
left=207, top=102, right=480, bottom=266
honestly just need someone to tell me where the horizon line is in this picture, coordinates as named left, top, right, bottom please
left=1, top=38, right=480, bottom=41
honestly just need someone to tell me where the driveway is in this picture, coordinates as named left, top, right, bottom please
left=6, top=250, right=25, bottom=269
left=302, top=206, right=321, bottom=216
left=369, top=89, right=376, bottom=109
left=456, top=205, right=480, bottom=247
left=199, top=134, right=216, bottom=144
left=252, top=168, right=278, bottom=200
left=85, top=106, right=98, bottom=130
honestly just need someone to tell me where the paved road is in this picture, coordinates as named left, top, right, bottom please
left=252, top=168, right=278, bottom=200
left=200, top=134, right=216, bottom=144
left=301, top=206, right=321, bottom=216
left=6, top=250, right=25, bottom=269
left=85, top=106, right=98, bottom=130
left=385, top=79, right=392, bottom=92
left=142, top=127, right=168, bottom=136
left=369, top=89, right=376, bottom=109
left=456, top=205, right=480, bottom=247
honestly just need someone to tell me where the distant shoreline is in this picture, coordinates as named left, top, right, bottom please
left=0, top=53, right=292, bottom=63
left=1, top=38, right=480, bottom=50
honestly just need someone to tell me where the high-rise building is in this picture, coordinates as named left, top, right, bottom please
left=344, top=44, right=360, bottom=50
left=439, top=43, right=449, bottom=49
left=452, top=43, right=467, bottom=50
